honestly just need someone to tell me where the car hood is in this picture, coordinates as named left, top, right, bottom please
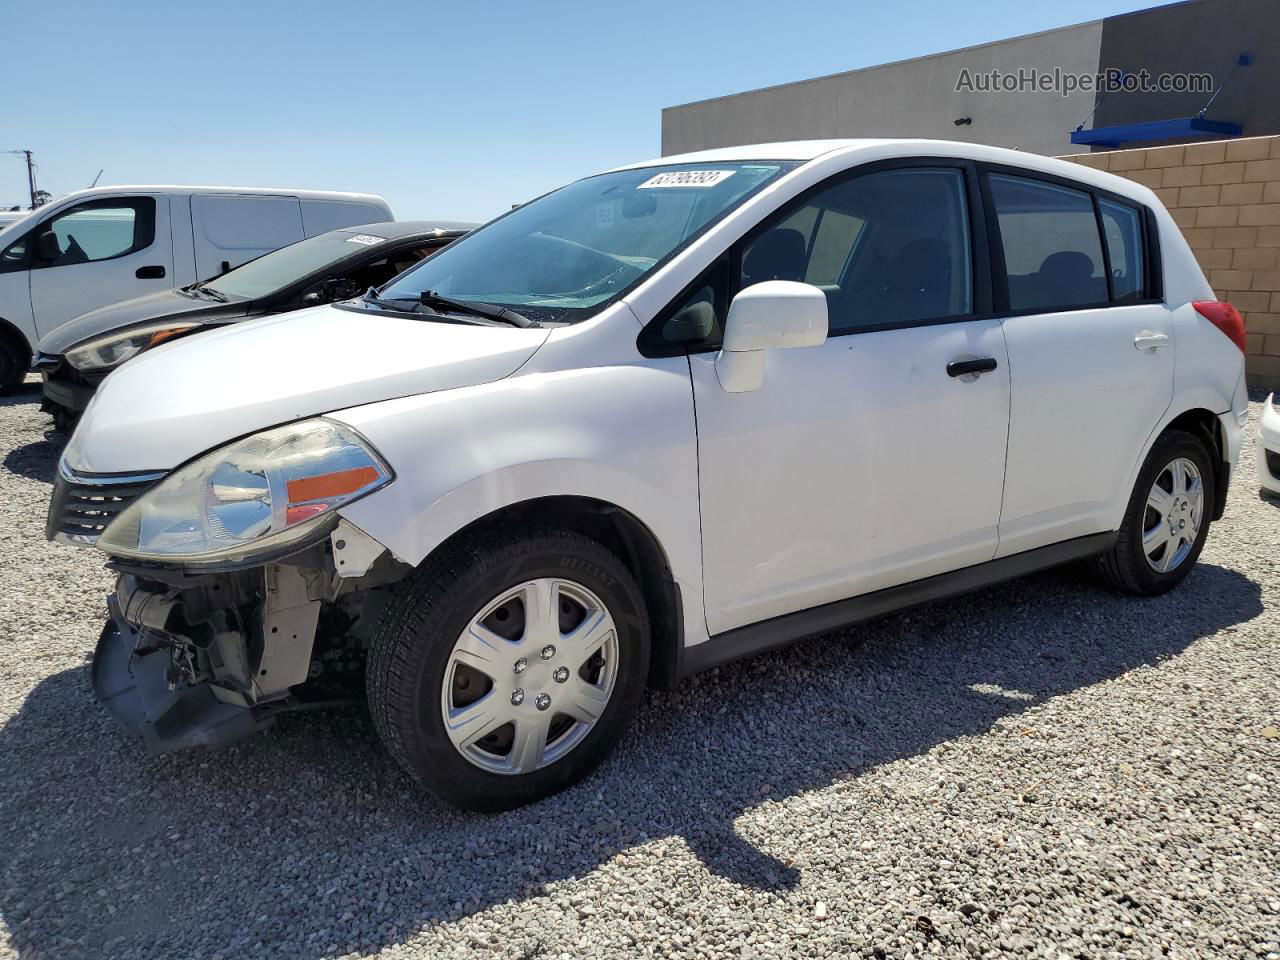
left=63, top=304, right=551, bottom=473
left=38, top=289, right=250, bottom=355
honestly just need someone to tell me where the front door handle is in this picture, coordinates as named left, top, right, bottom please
left=135, top=265, right=166, bottom=279
left=946, top=357, right=998, bottom=378
left=1134, top=331, right=1169, bottom=351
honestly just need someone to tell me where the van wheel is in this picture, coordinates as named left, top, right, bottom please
left=366, top=529, right=650, bottom=811
left=1092, top=429, right=1215, bottom=595
left=0, top=334, right=28, bottom=394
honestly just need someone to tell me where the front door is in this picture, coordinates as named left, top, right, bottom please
left=29, top=194, right=174, bottom=338
left=689, top=164, right=1012, bottom=635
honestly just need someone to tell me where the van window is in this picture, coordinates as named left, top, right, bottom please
left=34, top=197, right=156, bottom=267
left=989, top=175, right=1108, bottom=312
left=1099, top=198, right=1146, bottom=303
left=740, top=167, right=972, bottom=334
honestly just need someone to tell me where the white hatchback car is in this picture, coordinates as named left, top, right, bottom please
left=51, top=139, right=1248, bottom=810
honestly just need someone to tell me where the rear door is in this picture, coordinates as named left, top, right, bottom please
left=685, top=162, right=1011, bottom=635
left=191, top=194, right=303, bottom=280
left=985, top=169, right=1173, bottom=556
left=28, top=194, right=174, bottom=337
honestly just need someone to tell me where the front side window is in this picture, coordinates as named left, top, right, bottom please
left=34, top=197, right=155, bottom=267
left=989, top=175, right=1108, bottom=312
left=379, top=161, right=796, bottom=324
left=740, top=167, right=972, bottom=335
left=1099, top=198, right=1146, bottom=303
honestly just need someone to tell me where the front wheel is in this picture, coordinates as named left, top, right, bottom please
left=366, top=529, right=650, bottom=811
left=1092, top=429, right=1216, bottom=595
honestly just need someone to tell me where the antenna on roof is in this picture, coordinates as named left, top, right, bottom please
left=89, top=169, right=103, bottom=189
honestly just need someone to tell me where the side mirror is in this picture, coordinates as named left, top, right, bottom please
left=715, top=280, right=827, bottom=392
left=36, top=230, right=61, bottom=262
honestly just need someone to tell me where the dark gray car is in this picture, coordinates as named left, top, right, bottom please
left=35, top=220, right=473, bottom=430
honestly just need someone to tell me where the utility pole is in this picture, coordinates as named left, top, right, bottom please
left=6, top=150, right=37, bottom=208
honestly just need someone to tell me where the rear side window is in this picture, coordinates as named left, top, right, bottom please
left=1099, top=198, right=1146, bottom=304
left=988, top=174, right=1108, bottom=312
left=740, top=167, right=972, bottom=334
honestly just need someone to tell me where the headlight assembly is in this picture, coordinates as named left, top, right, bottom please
left=97, top=418, right=392, bottom=565
left=65, top=321, right=202, bottom=372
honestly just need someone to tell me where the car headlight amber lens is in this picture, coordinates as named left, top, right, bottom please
left=65, top=321, right=202, bottom=372
left=97, top=418, right=392, bottom=564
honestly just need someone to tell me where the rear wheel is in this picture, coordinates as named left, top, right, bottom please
left=1093, top=429, right=1215, bottom=595
left=366, top=528, right=649, bottom=811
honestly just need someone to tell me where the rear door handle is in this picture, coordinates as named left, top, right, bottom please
left=135, top=265, right=166, bottom=279
left=1133, top=331, right=1169, bottom=351
left=946, top=357, right=998, bottom=378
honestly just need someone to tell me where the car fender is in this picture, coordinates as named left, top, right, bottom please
left=329, top=358, right=709, bottom=646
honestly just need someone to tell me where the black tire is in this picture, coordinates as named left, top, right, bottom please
left=366, top=528, right=650, bottom=811
left=0, top=333, right=28, bottom=394
left=1092, top=428, right=1216, bottom=595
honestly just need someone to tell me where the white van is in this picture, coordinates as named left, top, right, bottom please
left=0, top=186, right=392, bottom=389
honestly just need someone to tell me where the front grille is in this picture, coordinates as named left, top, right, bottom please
left=1267, top=449, right=1280, bottom=480
left=47, top=464, right=165, bottom=545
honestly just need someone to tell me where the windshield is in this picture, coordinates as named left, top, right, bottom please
left=203, top=229, right=394, bottom=301
left=379, top=161, right=795, bottom=324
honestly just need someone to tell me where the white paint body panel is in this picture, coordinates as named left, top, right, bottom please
left=65, top=139, right=1246, bottom=657
left=1258, top=395, right=1280, bottom=496
left=692, top=319, right=1010, bottom=634
left=995, top=302, right=1175, bottom=557
left=63, top=305, right=547, bottom=473
left=0, top=185, right=391, bottom=354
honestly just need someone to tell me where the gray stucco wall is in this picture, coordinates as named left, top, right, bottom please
left=661, top=21, right=1104, bottom=157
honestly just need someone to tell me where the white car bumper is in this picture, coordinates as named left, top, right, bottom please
left=1258, top=393, right=1280, bottom=495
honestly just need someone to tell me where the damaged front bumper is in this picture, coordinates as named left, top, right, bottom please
left=93, top=527, right=394, bottom=753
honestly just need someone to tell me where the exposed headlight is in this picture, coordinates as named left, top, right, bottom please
left=97, top=419, right=392, bottom=565
left=65, top=321, right=202, bottom=372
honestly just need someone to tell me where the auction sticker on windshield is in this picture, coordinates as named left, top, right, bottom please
left=637, top=170, right=736, bottom=189
left=344, top=234, right=386, bottom=246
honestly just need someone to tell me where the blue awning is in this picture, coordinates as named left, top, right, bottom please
left=1070, top=116, right=1243, bottom=148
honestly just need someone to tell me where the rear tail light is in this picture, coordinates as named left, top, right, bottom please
left=1193, top=300, right=1247, bottom=353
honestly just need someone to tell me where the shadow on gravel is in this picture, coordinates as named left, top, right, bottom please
left=3, top=436, right=60, bottom=484
left=0, top=562, right=1262, bottom=958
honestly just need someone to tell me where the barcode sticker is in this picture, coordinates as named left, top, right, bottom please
left=637, top=170, right=736, bottom=189
left=344, top=234, right=386, bottom=246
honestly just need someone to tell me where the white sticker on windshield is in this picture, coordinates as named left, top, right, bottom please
left=637, top=170, right=736, bottom=189
left=344, top=234, right=386, bottom=246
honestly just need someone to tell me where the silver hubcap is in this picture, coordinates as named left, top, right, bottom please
left=441, top=578, right=618, bottom=775
left=1142, top=456, right=1203, bottom=573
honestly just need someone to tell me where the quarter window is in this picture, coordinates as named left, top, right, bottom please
left=1099, top=198, right=1146, bottom=303
left=33, top=197, right=156, bottom=267
left=740, top=167, right=972, bottom=335
left=988, top=175, right=1108, bottom=312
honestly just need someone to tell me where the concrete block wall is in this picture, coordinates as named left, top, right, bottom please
left=1061, top=135, right=1280, bottom=389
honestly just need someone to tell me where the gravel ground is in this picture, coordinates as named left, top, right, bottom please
left=0, top=375, right=1277, bottom=960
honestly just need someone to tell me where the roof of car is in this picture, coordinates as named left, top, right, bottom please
left=338, top=220, right=476, bottom=240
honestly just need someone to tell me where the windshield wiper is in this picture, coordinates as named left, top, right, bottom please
left=360, top=288, right=419, bottom=312
left=418, top=290, right=539, bottom=328
left=183, top=281, right=229, bottom=303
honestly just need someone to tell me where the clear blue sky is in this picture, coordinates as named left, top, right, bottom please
left=2, top=0, right=1160, bottom=222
